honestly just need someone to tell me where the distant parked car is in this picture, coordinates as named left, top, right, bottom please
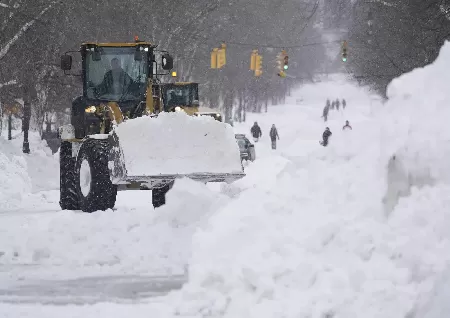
left=235, top=134, right=255, bottom=162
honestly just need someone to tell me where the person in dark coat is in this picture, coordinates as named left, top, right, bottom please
left=321, top=127, right=332, bottom=146
left=343, top=120, right=352, bottom=130
left=336, top=98, right=340, bottom=111
left=269, top=124, right=279, bottom=149
left=250, top=122, right=262, bottom=142
left=96, top=58, right=134, bottom=96
left=342, top=99, right=347, bottom=109
left=322, top=105, right=329, bottom=122
left=322, top=100, right=330, bottom=122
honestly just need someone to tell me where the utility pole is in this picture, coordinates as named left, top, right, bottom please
left=22, top=98, right=31, bottom=154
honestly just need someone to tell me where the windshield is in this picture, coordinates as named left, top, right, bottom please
left=163, top=84, right=199, bottom=110
left=85, top=47, right=148, bottom=102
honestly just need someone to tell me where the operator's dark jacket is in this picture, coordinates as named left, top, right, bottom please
left=251, top=125, right=262, bottom=138
left=96, top=69, right=133, bottom=96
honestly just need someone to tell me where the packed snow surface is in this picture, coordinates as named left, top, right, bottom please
left=114, top=112, right=242, bottom=176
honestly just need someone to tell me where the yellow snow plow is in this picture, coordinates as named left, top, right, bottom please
left=58, top=39, right=244, bottom=213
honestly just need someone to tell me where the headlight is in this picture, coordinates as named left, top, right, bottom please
left=175, top=106, right=182, bottom=112
left=85, top=106, right=96, bottom=113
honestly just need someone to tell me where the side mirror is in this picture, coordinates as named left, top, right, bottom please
left=161, top=53, right=174, bottom=70
left=151, top=61, right=157, bottom=76
left=60, top=55, right=72, bottom=71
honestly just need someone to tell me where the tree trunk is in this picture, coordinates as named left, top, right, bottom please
left=8, top=114, right=12, bottom=140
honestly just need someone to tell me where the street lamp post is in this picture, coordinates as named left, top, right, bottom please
left=22, top=100, right=31, bottom=154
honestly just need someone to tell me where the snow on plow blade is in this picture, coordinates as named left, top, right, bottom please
left=108, top=112, right=245, bottom=189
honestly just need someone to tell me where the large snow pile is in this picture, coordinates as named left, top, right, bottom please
left=114, top=112, right=242, bottom=176
left=1, top=130, right=59, bottom=192
left=381, top=42, right=450, bottom=187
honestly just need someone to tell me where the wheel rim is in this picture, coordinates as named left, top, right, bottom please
left=79, top=159, right=92, bottom=197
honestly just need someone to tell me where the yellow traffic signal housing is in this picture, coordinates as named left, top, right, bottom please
left=217, top=43, right=227, bottom=69
left=278, top=71, right=286, bottom=78
left=255, top=54, right=262, bottom=74
left=211, top=48, right=218, bottom=69
left=250, top=50, right=258, bottom=70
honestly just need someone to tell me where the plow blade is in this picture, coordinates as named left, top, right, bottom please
left=107, top=112, right=245, bottom=189
left=116, top=172, right=245, bottom=190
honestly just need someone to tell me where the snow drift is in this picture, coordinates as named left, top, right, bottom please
left=114, top=112, right=242, bottom=176
left=168, top=43, right=450, bottom=317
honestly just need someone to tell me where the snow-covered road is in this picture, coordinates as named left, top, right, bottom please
left=1, top=48, right=450, bottom=318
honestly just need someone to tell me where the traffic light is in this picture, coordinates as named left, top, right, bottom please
left=283, top=55, right=289, bottom=70
left=342, top=41, right=348, bottom=62
left=211, top=43, right=227, bottom=69
left=211, top=48, right=218, bottom=69
left=217, top=43, right=226, bottom=68
left=276, top=50, right=286, bottom=72
left=255, top=54, right=262, bottom=77
left=250, top=50, right=257, bottom=70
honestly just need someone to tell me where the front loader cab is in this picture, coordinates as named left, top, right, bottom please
left=160, top=82, right=199, bottom=115
left=60, top=40, right=174, bottom=139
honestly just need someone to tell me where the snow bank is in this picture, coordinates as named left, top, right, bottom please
left=382, top=41, right=450, bottom=186
left=0, top=178, right=227, bottom=279
left=1, top=130, right=59, bottom=192
left=114, top=112, right=242, bottom=176
left=167, top=45, right=450, bottom=318
left=0, top=138, right=31, bottom=210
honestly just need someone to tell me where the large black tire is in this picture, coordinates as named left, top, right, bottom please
left=152, top=181, right=174, bottom=208
left=59, top=141, right=80, bottom=210
left=75, top=139, right=117, bottom=213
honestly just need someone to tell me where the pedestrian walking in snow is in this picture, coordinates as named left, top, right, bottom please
left=250, top=121, right=262, bottom=142
left=335, top=99, right=340, bottom=111
left=342, top=120, right=352, bottom=130
left=331, top=100, right=335, bottom=110
left=322, top=105, right=329, bottom=122
left=269, top=124, right=279, bottom=149
left=320, top=127, right=332, bottom=147
left=322, top=100, right=330, bottom=122
left=342, top=99, right=346, bottom=109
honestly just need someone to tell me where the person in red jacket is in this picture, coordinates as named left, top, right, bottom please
left=343, top=120, right=352, bottom=130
